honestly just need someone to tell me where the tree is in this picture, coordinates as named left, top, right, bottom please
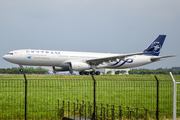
left=129, top=69, right=139, bottom=74
left=115, top=70, right=120, bottom=75
left=107, top=71, right=112, bottom=75
left=69, top=70, right=73, bottom=75
left=119, top=70, right=126, bottom=75
left=129, top=68, right=180, bottom=75
left=0, top=67, right=48, bottom=74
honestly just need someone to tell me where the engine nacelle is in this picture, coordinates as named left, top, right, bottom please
left=53, top=66, right=70, bottom=71
left=70, top=62, right=91, bottom=71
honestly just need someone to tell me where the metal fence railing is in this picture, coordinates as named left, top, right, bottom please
left=58, top=99, right=158, bottom=120
left=0, top=74, right=174, bottom=119
left=170, top=72, right=180, bottom=120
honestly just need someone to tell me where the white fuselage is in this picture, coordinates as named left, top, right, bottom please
left=3, top=49, right=154, bottom=70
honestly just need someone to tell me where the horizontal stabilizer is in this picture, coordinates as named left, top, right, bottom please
left=151, top=55, right=177, bottom=62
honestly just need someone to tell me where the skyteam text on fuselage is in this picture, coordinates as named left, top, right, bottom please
left=3, top=35, right=176, bottom=75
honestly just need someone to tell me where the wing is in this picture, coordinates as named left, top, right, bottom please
left=86, top=51, right=151, bottom=65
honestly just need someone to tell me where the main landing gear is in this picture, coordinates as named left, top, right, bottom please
left=79, top=71, right=100, bottom=75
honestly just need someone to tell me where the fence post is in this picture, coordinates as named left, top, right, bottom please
left=68, top=101, right=70, bottom=117
left=170, top=72, right=177, bottom=120
left=135, top=108, right=139, bottom=119
left=112, top=108, right=114, bottom=120
left=58, top=99, right=59, bottom=118
left=80, top=104, right=81, bottom=120
left=154, top=75, right=159, bottom=120
left=24, top=74, right=27, bottom=120
left=85, top=104, right=86, bottom=120
left=91, top=75, right=96, bottom=120
left=88, top=101, right=90, bottom=117
left=107, top=104, right=109, bottom=118
left=74, top=102, right=75, bottom=119
left=101, top=103, right=103, bottom=120
left=119, top=109, right=122, bottom=120
left=127, top=107, right=130, bottom=119
left=77, top=99, right=79, bottom=109
left=103, top=107, right=106, bottom=120
left=145, top=109, right=148, bottom=119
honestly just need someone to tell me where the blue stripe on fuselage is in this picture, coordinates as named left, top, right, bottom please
left=111, top=58, right=133, bottom=68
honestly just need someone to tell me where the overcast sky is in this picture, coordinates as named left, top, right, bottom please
left=0, top=0, right=179, bottom=69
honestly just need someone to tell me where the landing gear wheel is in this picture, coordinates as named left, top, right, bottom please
left=19, top=69, right=23, bottom=73
left=19, top=65, right=23, bottom=73
left=84, top=71, right=89, bottom=75
left=90, top=71, right=95, bottom=75
left=79, top=71, right=84, bottom=75
left=95, top=71, right=100, bottom=75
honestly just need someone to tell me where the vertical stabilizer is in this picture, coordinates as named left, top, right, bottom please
left=143, top=35, right=166, bottom=56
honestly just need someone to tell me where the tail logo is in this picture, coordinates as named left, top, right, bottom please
left=151, top=42, right=161, bottom=53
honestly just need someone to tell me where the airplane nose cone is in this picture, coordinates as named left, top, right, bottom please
left=3, top=55, right=7, bottom=60
left=3, top=54, right=17, bottom=64
left=3, top=55, right=11, bottom=61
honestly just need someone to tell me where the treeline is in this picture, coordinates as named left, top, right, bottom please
left=0, top=67, right=48, bottom=74
left=129, top=68, right=180, bottom=75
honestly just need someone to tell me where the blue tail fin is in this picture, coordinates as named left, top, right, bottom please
left=143, top=35, right=166, bottom=56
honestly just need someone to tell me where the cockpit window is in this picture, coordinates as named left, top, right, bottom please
left=7, top=53, right=13, bottom=55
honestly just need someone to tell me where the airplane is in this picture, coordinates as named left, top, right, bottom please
left=3, top=35, right=176, bottom=75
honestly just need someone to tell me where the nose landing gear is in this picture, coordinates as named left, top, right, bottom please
left=19, top=65, right=23, bottom=73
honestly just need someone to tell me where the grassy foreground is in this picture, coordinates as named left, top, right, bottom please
left=0, top=74, right=179, bottom=119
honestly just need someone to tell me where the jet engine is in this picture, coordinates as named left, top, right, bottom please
left=70, top=62, right=91, bottom=71
left=53, top=66, right=70, bottom=71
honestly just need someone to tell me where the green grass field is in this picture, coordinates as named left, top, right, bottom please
left=0, top=74, right=180, bottom=119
